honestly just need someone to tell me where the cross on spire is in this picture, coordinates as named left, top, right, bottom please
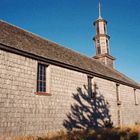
left=98, top=0, right=102, bottom=19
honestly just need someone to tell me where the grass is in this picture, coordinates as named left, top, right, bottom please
left=4, top=125, right=140, bottom=140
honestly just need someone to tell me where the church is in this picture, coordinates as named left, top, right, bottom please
left=0, top=1, right=140, bottom=138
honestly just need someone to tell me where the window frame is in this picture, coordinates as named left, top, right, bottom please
left=96, top=23, right=100, bottom=35
left=87, top=76, right=94, bottom=98
left=116, top=83, right=121, bottom=105
left=97, top=46, right=101, bottom=54
left=104, top=23, right=106, bottom=33
left=35, top=63, right=51, bottom=96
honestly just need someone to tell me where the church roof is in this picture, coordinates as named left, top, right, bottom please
left=0, top=20, right=140, bottom=89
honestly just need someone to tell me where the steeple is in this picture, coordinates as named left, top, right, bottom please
left=93, top=0, right=115, bottom=68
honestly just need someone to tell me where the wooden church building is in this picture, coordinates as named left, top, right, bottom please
left=0, top=1, right=140, bottom=138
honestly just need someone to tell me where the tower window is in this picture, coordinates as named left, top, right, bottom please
left=106, top=39, right=108, bottom=47
left=104, top=23, right=106, bottom=33
left=97, top=46, right=101, bottom=54
left=96, top=23, right=99, bottom=35
left=37, top=63, right=47, bottom=92
left=106, top=39, right=109, bottom=53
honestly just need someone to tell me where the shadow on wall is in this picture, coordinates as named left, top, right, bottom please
left=63, top=83, right=113, bottom=130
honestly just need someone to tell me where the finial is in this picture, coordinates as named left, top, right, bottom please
left=98, top=0, right=102, bottom=19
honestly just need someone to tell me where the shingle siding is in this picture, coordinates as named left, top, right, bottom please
left=0, top=49, right=140, bottom=138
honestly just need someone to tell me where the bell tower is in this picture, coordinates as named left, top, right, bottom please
left=93, top=0, right=115, bottom=68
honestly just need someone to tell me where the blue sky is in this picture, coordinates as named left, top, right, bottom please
left=0, top=0, right=140, bottom=83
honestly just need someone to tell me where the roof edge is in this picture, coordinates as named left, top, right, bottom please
left=0, top=20, right=91, bottom=60
left=0, top=42, right=140, bottom=89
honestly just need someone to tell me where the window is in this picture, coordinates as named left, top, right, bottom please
left=104, top=23, right=106, bottom=33
left=97, top=46, right=101, bottom=54
left=106, top=39, right=108, bottom=47
left=88, top=76, right=93, bottom=98
left=96, top=23, right=99, bottom=35
left=97, top=39, right=100, bottom=44
left=116, top=83, right=121, bottom=105
left=134, top=89, right=138, bottom=105
left=117, top=109, right=121, bottom=126
left=106, top=39, right=109, bottom=54
left=37, top=63, right=47, bottom=92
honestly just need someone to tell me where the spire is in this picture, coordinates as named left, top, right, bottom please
left=98, top=0, right=102, bottom=19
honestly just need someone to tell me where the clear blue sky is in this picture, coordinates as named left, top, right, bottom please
left=0, top=0, right=140, bottom=83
